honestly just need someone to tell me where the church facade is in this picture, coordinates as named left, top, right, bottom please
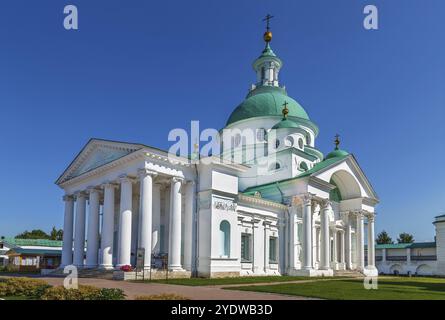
left=57, top=26, right=379, bottom=278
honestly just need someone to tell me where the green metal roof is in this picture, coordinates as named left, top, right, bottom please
left=297, top=154, right=349, bottom=178
left=1, top=238, right=63, bottom=248
left=325, top=149, right=349, bottom=160
left=375, top=242, right=436, bottom=249
left=271, top=118, right=300, bottom=130
left=7, top=248, right=62, bottom=255
left=226, top=86, right=310, bottom=126
left=243, top=154, right=349, bottom=195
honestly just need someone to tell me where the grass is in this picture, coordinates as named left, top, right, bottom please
left=2, top=296, right=33, bottom=300
left=226, top=276, right=445, bottom=300
left=135, top=276, right=319, bottom=286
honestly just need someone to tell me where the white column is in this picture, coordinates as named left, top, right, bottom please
left=138, top=169, right=157, bottom=269
left=168, top=177, right=183, bottom=271
left=85, top=188, right=101, bottom=267
left=264, top=223, right=270, bottom=273
left=61, top=195, right=74, bottom=267
left=345, top=213, right=352, bottom=269
left=117, top=176, right=133, bottom=267
left=340, top=230, right=345, bottom=266
left=183, top=181, right=195, bottom=272
left=320, top=200, right=331, bottom=270
left=356, top=212, right=365, bottom=271
left=73, top=192, right=87, bottom=267
left=100, top=183, right=116, bottom=269
left=152, top=183, right=161, bottom=254
left=332, top=229, right=338, bottom=267
left=367, top=214, right=376, bottom=268
left=302, top=195, right=313, bottom=270
left=382, top=248, right=386, bottom=263
left=288, top=207, right=298, bottom=272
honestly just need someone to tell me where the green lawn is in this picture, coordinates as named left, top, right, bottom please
left=226, top=277, right=445, bottom=300
left=1, top=296, right=33, bottom=300
left=136, top=276, right=318, bottom=286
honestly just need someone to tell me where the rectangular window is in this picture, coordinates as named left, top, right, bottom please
left=269, top=237, right=278, bottom=263
left=241, top=234, right=251, bottom=262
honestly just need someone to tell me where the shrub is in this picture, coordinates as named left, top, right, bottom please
left=41, top=285, right=126, bottom=300
left=0, top=283, right=8, bottom=296
left=135, top=293, right=190, bottom=300
left=97, top=288, right=126, bottom=300
left=0, top=277, right=51, bottom=298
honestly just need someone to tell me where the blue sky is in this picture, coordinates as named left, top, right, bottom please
left=0, top=0, right=444, bottom=242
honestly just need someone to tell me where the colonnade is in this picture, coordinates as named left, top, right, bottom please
left=61, top=170, right=194, bottom=271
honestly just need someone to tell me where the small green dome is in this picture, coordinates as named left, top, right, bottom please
left=272, top=118, right=300, bottom=130
left=226, top=86, right=310, bottom=126
left=325, top=149, right=349, bottom=160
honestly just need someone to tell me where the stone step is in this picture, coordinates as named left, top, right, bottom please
left=333, top=270, right=365, bottom=278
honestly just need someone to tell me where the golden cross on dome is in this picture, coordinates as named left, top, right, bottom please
left=282, top=101, right=289, bottom=119
left=263, top=14, right=274, bottom=31
left=334, top=134, right=340, bottom=150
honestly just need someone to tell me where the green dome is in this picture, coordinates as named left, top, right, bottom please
left=226, top=86, right=310, bottom=126
left=325, top=149, right=349, bottom=160
left=272, top=118, right=300, bottom=130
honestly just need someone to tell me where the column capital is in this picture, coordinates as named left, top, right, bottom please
left=302, top=193, right=314, bottom=206
left=87, top=186, right=102, bottom=195
left=367, top=213, right=376, bottom=223
left=171, top=176, right=184, bottom=184
left=322, top=199, right=332, bottom=210
left=101, top=181, right=118, bottom=189
left=119, top=174, right=136, bottom=184
left=74, top=191, right=87, bottom=199
left=138, top=168, right=158, bottom=178
left=63, top=194, right=74, bottom=202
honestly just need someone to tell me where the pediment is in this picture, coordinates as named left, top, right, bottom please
left=310, top=155, right=379, bottom=201
left=56, top=139, right=144, bottom=184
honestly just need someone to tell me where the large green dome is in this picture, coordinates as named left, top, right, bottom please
left=226, top=86, right=310, bottom=126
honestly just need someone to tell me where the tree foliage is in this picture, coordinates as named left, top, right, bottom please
left=397, top=232, right=414, bottom=244
left=376, top=230, right=393, bottom=244
left=15, top=227, right=63, bottom=240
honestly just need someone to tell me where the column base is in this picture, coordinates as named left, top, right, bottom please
left=288, top=268, right=333, bottom=277
left=168, top=265, right=185, bottom=272
left=363, top=266, right=378, bottom=277
left=99, top=264, right=115, bottom=270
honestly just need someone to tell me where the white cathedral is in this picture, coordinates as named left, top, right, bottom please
left=56, top=25, right=379, bottom=278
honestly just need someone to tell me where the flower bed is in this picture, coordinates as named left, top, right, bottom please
left=0, top=277, right=125, bottom=300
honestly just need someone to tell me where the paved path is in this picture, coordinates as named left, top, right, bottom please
left=36, top=277, right=314, bottom=300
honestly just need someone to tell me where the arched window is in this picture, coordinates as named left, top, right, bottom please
left=269, top=162, right=281, bottom=171
left=298, top=138, right=304, bottom=149
left=257, top=128, right=266, bottom=142
left=219, top=220, right=231, bottom=257
left=299, top=161, right=308, bottom=171
left=285, top=136, right=294, bottom=147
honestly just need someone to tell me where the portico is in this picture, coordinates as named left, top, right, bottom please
left=57, top=140, right=196, bottom=276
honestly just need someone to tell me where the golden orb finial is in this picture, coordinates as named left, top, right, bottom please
left=262, top=14, right=274, bottom=43
left=282, top=101, right=289, bottom=119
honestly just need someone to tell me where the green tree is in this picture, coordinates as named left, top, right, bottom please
left=15, top=229, right=50, bottom=240
left=397, top=232, right=414, bottom=244
left=49, top=227, right=64, bottom=240
left=376, top=230, right=393, bottom=244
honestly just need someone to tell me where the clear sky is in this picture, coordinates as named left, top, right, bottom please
left=0, top=0, right=444, bottom=242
